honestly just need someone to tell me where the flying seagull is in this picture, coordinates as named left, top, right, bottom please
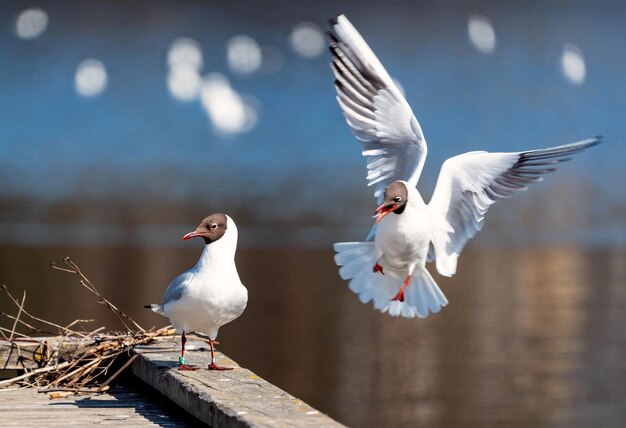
left=145, top=213, right=248, bottom=370
left=328, top=14, right=602, bottom=318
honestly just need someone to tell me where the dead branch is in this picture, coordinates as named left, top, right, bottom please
left=51, top=258, right=145, bottom=333
left=97, top=354, right=138, bottom=392
left=0, top=260, right=175, bottom=392
left=0, top=361, right=73, bottom=387
left=8, top=290, right=26, bottom=341
left=0, top=327, right=30, bottom=338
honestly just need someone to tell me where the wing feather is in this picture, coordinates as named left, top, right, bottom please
left=329, top=14, right=427, bottom=204
left=428, top=137, right=602, bottom=277
left=161, top=271, right=194, bottom=307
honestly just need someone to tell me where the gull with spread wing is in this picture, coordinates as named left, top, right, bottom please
left=329, top=14, right=602, bottom=318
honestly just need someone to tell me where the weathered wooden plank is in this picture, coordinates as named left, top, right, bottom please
left=0, top=385, right=188, bottom=427
left=132, top=339, right=345, bottom=428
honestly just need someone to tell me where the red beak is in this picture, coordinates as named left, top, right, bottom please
left=182, top=231, right=201, bottom=240
left=374, top=203, right=396, bottom=224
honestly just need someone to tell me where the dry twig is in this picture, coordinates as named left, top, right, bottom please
left=0, top=258, right=174, bottom=394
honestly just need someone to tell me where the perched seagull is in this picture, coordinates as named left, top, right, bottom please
left=328, top=14, right=601, bottom=318
left=145, top=213, right=247, bottom=370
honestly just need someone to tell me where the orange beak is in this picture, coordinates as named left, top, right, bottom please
left=374, top=203, right=396, bottom=224
left=182, top=231, right=201, bottom=240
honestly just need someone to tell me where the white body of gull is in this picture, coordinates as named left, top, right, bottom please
left=146, top=213, right=247, bottom=370
left=328, top=14, right=601, bottom=318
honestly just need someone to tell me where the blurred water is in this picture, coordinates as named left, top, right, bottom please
left=1, top=1, right=625, bottom=426
left=0, top=244, right=625, bottom=427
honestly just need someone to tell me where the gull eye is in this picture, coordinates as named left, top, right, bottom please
left=393, top=196, right=402, bottom=203
left=210, top=223, right=218, bottom=230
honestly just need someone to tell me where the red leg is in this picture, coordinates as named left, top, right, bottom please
left=391, top=275, right=412, bottom=302
left=178, top=331, right=199, bottom=371
left=372, top=262, right=385, bottom=275
left=208, top=339, right=233, bottom=371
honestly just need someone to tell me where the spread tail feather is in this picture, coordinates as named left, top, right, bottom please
left=384, top=268, right=448, bottom=318
left=143, top=304, right=164, bottom=315
left=334, top=241, right=448, bottom=318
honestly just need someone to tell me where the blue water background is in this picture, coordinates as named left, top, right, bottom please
left=0, top=0, right=623, bottom=247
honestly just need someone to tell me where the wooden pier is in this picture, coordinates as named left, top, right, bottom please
left=1, top=338, right=344, bottom=427
left=0, top=384, right=191, bottom=427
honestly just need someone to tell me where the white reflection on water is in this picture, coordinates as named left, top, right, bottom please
left=227, top=35, right=262, bottom=75
left=15, top=8, right=48, bottom=40
left=167, top=65, right=202, bottom=102
left=561, top=44, right=586, bottom=85
left=75, top=59, right=108, bottom=97
left=468, top=15, right=496, bottom=54
left=167, top=37, right=203, bottom=71
left=290, top=22, right=325, bottom=58
left=200, top=73, right=258, bottom=134
left=166, top=38, right=203, bottom=102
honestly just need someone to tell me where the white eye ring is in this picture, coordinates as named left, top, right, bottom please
left=210, top=223, right=218, bottom=230
left=393, top=196, right=402, bottom=202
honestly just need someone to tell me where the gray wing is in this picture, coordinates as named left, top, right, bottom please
left=161, top=271, right=194, bottom=307
left=428, top=137, right=602, bottom=277
left=329, top=14, right=427, bottom=203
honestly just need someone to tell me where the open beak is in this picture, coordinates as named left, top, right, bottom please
left=182, top=231, right=201, bottom=240
left=373, top=203, right=396, bottom=224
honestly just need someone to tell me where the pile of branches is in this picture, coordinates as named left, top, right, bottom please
left=0, top=257, right=174, bottom=397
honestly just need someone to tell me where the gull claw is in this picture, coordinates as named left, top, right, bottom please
left=372, top=263, right=385, bottom=275
left=390, top=290, right=405, bottom=302
left=178, top=364, right=200, bottom=371
left=391, top=275, right=412, bottom=302
left=208, top=363, right=234, bottom=371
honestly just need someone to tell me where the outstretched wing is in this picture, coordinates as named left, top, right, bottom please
left=428, top=137, right=602, bottom=277
left=328, top=14, right=427, bottom=203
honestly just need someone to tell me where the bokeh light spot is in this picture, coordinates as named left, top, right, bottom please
left=227, top=35, right=262, bottom=75
left=167, top=65, right=202, bottom=102
left=15, top=8, right=48, bottom=39
left=75, top=59, right=108, bottom=97
left=200, top=73, right=258, bottom=134
left=167, top=37, right=203, bottom=71
left=468, top=15, right=496, bottom=54
left=561, top=44, right=586, bottom=85
left=290, top=22, right=325, bottom=58
left=241, top=95, right=260, bottom=133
